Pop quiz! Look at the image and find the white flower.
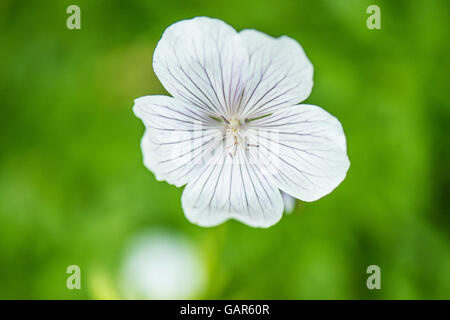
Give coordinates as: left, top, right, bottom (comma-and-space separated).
134, 17, 350, 228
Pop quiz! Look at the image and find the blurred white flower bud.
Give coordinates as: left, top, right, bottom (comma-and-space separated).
121, 230, 207, 299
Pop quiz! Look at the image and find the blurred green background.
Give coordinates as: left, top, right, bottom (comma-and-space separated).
0, 0, 449, 299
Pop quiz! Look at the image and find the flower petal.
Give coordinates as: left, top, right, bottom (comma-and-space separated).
153, 17, 249, 118
238, 30, 314, 119
248, 104, 350, 202
282, 191, 296, 214
181, 147, 284, 228
141, 128, 167, 182
134, 95, 223, 187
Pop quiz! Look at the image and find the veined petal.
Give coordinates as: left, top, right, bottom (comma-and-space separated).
134, 95, 223, 187
153, 17, 249, 118
141, 128, 167, 182
181, 147, 284, 228
249, 104, 350, 202
238, 30, 314, 119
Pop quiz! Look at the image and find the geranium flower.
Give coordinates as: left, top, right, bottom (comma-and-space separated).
134, 17, 350, 228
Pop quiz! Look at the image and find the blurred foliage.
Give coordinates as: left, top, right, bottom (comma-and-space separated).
0, 0, 449, 299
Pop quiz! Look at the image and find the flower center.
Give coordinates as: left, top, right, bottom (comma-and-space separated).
229, 118, 241, 135
221, 116, 245, 157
